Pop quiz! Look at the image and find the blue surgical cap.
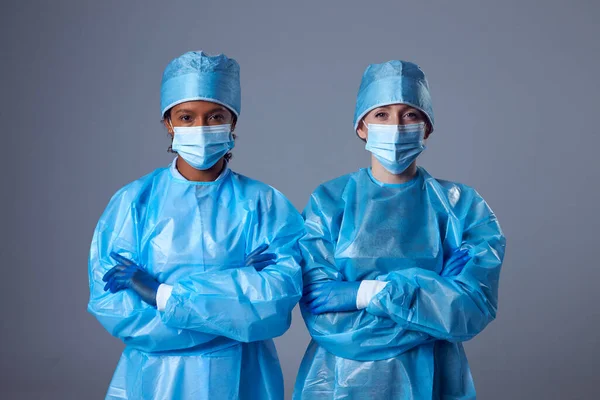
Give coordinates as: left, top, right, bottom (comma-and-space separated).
353, 60, 434, 131
160, 51, 241, 118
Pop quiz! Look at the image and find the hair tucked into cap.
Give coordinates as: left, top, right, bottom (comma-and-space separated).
160, 51, 241, 118
353, 60, 434, 132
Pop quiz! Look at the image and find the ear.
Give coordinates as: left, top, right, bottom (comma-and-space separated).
163, 118, 174, 137
424, 123, 432, 140
231, 118, 237, 132
356, 120, 368, 141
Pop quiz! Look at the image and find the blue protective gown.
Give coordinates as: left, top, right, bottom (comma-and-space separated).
88, 164, 304, 400
294, 167, 505, 400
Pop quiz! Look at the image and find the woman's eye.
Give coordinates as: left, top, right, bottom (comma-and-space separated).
404, 112, 419, 120
375, 112, 387, 118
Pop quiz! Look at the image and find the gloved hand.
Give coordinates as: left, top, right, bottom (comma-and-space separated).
103, 253, 161, 307
245, 244, 277, 271
441, 248, 472, 277
302, 281, 361, 314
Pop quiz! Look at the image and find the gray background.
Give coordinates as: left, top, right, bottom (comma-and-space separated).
1, 0, 599, 399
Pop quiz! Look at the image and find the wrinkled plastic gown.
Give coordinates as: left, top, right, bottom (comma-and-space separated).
88, 165, 304, 400
294, 167, 505, 400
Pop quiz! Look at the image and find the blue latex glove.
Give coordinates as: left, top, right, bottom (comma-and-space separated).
245, 244, 277, 271
302, 281, 361, 314
441, 248, 472, 277
103, 253, 161, 307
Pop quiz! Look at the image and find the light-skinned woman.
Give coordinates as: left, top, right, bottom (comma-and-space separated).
294, 60, 506, 399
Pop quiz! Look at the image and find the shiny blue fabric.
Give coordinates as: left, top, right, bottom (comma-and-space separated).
88, 165, 304, 399
160, 51, 241, 117
353, 60, 434, 130
294, 167, 505, 399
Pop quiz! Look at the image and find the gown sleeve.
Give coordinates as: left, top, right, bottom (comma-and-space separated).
366, 189, 506, 342
88, 188, 219, 352
299, 187, 434, 361
160, 189, 305, 343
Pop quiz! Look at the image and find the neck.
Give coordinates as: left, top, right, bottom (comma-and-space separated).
176, 157, 226, 182
370, 156, 418, 184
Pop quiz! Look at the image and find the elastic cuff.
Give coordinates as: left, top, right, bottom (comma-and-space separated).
156, 284, 173, 312
356, 280, 388, 309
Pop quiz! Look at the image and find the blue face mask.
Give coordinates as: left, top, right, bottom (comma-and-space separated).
365, 122, 426, 174
171, 124, 235, 170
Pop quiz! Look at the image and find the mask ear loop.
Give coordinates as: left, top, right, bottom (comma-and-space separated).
230, 114, 237, 134
167, 118, 175, 133
166, 117, 176, 154
357, 120, 370, 144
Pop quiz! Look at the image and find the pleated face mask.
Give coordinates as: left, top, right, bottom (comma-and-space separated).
171, 124, 235, 170
365, 122, 426, 174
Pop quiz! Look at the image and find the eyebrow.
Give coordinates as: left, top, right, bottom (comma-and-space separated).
175, 106, 227, 115
373, 105, 421, 114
